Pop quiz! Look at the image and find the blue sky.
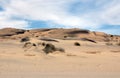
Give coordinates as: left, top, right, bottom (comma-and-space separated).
0, 0, 120, 35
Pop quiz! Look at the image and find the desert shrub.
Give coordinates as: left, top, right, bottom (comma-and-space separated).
32, 43, 37, 46
41, 42, 46, 46
43, 43, 65, 54
105, 42, 113, 46
20, 37, 30, 42
43, 43, 56, 54
74, 42, 81, 46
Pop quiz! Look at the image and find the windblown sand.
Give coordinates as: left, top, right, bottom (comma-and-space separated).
0, 39, 120, 78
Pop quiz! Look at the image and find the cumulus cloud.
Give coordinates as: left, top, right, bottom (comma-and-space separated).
0, 0, 120, 34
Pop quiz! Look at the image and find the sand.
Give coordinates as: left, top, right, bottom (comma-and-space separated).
0, 39, 120, 78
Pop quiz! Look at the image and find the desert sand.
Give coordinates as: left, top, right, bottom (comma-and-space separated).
0, 38, 120, 78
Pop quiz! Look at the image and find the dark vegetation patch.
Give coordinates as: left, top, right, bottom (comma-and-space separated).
43, 43, 65, 54
41, 42, 46, 46
20, 37, 30, 42
74, 42, 81, 46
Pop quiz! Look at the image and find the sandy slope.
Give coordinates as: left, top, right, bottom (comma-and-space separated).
0, 39, 120, 78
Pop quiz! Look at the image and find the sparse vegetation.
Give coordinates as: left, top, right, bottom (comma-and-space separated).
43, 43, 65, 54
74, 42, 81, 46
43, 43, 56, 54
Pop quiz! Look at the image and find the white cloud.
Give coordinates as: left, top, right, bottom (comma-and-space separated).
0, 11, 29, 29
0, 0, 120, 34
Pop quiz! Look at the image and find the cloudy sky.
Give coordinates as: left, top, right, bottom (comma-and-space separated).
0, 0, 120, 35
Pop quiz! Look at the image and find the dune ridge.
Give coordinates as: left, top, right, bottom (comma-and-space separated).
0, 28, 120, 78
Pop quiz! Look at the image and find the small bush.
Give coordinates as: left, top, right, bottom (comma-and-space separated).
74, 42, 81, 46
43, 43, 56, 54
20, 37, 30, 42
43, 43, 65, 54
41, 42, 46, 46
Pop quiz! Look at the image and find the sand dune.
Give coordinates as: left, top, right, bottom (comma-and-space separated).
0, 28, 120, 78
0, 38, 120, 78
